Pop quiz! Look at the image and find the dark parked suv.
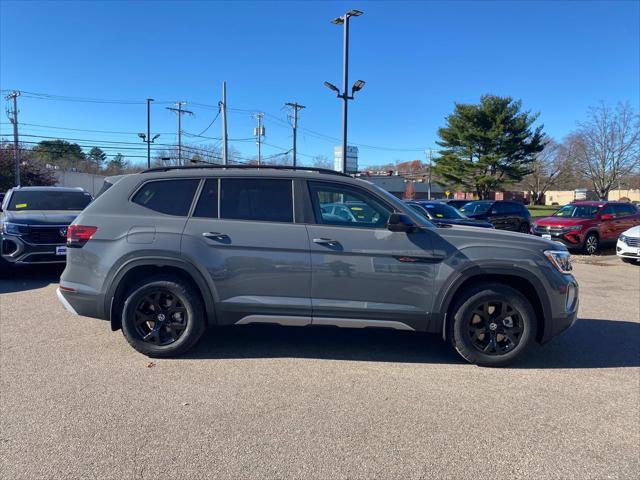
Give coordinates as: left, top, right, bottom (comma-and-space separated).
1, 186, 92, 266
460, 200, 531, 232
57, 166, 578, 366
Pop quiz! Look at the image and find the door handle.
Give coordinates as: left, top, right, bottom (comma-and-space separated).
313, 238, 340, 246
202, 232, 230, 241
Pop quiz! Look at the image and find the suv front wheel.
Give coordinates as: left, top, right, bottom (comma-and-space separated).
121, 276, 207, 357
449, 283, 536, 367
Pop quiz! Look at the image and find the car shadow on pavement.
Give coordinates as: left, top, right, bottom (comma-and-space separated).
0, 265, 64, 294
518, 318, 640, 369
187, 325, 464, 365
185, 318, 639, 368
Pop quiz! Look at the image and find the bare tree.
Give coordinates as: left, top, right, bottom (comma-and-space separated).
522, 139, 570, 204
572, 102, 640, 200
311, 155, 332, 169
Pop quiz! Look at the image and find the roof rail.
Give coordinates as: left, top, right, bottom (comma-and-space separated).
141, 164, 352, 178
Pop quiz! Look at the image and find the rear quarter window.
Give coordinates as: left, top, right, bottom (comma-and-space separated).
132, 179, 199, 216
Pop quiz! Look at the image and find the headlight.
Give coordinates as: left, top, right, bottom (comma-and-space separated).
1, 222, 28, 236
562, 225, 583, 232
544, 250, 572, 274
619, 234, 627, 244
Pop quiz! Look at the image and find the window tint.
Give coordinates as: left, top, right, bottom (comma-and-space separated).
193, 179, 219, 218
614, 204, 637, 217
132, 179, 199, 216
309, 182, 391, 228
493, 203, 508, 214
7, 190, 92, 211
601, 204, 616, 217
505, 202, 523, 214
220, 178, 293, 222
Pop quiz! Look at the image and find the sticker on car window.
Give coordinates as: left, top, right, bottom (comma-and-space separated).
436, 213, 444, 218
15, 203, 27, 209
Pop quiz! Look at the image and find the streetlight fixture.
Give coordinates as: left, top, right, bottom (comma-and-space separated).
139, 98, 159, 168
325, 9, 365, 173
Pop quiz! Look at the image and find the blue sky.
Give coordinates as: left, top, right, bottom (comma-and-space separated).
1, 0, 638, 167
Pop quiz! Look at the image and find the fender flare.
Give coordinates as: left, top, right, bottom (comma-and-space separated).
432, 264, 552, 341
104, 255, 217, 329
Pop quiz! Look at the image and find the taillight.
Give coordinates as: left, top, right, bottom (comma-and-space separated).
67, 225, 98, 247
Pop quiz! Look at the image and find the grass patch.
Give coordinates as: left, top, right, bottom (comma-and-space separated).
527, 205, 559, 218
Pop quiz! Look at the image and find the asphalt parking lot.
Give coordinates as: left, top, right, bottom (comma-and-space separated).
1, 255, 639, 480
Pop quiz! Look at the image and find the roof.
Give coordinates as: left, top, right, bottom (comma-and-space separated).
13, 186, 88, 193
137, 166, 366, 187
569, 200, 612, 206
364, 175, 445, 194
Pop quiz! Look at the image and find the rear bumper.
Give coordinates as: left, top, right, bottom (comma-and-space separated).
1, 234, 67, 264
56, 285, 107, 320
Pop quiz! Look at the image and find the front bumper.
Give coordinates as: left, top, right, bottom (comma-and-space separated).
1, 234, 68, 264
532, 229, 585, 250
540, 276, 579, 343
616, 239, 640, 260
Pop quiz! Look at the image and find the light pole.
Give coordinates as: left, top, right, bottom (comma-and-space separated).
325, 9, 365, 174
139, 98, 160, 168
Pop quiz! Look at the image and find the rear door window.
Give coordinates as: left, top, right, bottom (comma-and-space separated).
220, 178, 293, 223
193, 179, 219, 218
614, 204, 637, 217
132, 179, 199, 216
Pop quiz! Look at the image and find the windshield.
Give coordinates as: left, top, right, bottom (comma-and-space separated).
419, 202, 466, 219
460, 201, 493, 215
553, 204, 599, 218
7, 190, 92, 211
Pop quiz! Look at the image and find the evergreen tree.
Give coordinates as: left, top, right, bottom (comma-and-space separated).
87, 147, 107, 172
434, 95, 545, 199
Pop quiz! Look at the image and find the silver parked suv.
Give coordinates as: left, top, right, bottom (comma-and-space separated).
57, 166, 578, 366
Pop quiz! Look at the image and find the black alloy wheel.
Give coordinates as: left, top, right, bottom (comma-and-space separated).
465, 300, 523, 355
121, 276, 206, 357
133, 290, 188, 346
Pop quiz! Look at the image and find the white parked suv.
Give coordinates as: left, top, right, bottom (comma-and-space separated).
616, 226, 640, 264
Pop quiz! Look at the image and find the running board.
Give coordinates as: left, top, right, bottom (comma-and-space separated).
234, 315, 414, 331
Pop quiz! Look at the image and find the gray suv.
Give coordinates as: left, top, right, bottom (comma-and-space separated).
57, 166, 578, 366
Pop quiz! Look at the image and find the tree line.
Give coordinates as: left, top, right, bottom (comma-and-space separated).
371, 97, 640, 202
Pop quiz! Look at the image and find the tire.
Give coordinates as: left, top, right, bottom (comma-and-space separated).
121, 275, 206, 358
448, 283, 537, 367
518, 222, 530, 234
583, 232, 599, 255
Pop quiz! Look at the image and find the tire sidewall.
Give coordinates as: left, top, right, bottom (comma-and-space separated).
451, 285, 536, 367
121, 278, 204, 357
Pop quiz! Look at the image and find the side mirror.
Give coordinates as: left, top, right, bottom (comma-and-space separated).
601, 213, 614, 221
387, 213, 415, 233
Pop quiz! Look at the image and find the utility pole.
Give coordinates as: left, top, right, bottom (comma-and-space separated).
221, 81, 229, 165
5, 91, 20, 186
166, 102, 193, 165
253, 112, 264, 165
285, 102, 305, 167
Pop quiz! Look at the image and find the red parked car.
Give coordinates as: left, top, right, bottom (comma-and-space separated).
531, 201, 640, 254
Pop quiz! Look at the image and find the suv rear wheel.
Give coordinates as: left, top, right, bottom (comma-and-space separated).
448, 283, 536, 367
121, 276, 206, 357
